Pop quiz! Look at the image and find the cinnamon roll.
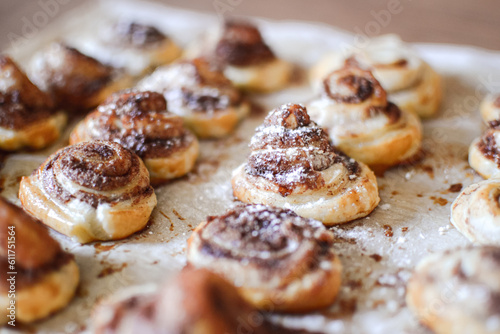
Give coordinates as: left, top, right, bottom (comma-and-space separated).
79, 21, 181, 76
231, 103, 380, 225
18, 140, 157, 243
185, 20, 293, 92
70, 90, 199, 184
480, 94, 500, 123
451, 179, 500, 245
310, 35, 442, 118
469, 123, 500, 179
0, 197, 79, 324
137, 58, 250, 138
29, 43, 132, 112
406, 246, 500, 334
307, 66, 422, 169
0, 55, 66, 151
92, 267, 296, 334
187, 204, 342, 312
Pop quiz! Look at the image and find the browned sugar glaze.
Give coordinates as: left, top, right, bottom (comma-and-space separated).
33, 43, 114, 109
477, 129, 500, 167
323, 66, 401, 124
37, 141, 153, 208
140, 58, 243, 113
82, 90, 193, 159
94, 268, 303, 334
0, 197, 72, 291
215, 20, 275, 67
246, 103, 360, 196
112, 21, 166, 48
197, 204, 335, 275
0, 56, 57, 130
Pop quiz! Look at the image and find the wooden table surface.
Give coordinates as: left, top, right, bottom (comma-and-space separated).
1, 0, 499, 51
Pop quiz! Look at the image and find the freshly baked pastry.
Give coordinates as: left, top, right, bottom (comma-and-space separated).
19, 140, 157, 243
407, 246, 500, 334
70, 90, 199, 184
451, 179, 500, 245
92, 267, 296, 334
307, 66, 422, 170
137, 58, 250, 138
480, 94, 500, 123
185, 20, 293, 92
231, 103, 380, 225
29, 42, 132, 112
187, 204, 342, 312
469, 123, 500, 179
0, 197, 79, 324
78, 21, 181, 76
310, 34, 442, 118
0, 55, 66, 151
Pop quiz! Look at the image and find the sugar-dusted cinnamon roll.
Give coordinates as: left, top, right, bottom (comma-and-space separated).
480, 94, 500, 123
19, 140, 157, 243
187, 204, 342, 312
307, 66, 422, 170
407, 246, 500, 334
185, 20, 293, 92
29, 43, 132, 112
310, 35, 442, 118
70, 90, 199, 184
0, 197, 79, 324
137, 58, 250, 138
0, 55, 66, 151
451, 179, 500, 245
92, 267, 298, 334
79, 21, 181, 76
469, 123, 500, 179
231, 103, 380, 225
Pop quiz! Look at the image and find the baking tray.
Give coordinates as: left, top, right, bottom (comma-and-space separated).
2, 0, 499, 333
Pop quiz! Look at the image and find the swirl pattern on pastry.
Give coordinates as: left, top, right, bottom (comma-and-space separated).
187, 204, 342, 312
0, 55, 66, 150
92, 267, 298, 334
0, 197, 79, 324
19, 140, 157, 243
307, 66, 422, 169
469, 124, 500, 179
310, 34, 442, 118
70, 90, 199, 184
185, 20, 293, 92
480, 94, 500, 123
137, 58, 250, 138
29, 43, 132, 111
231, 103, 380, 225
451, 179, 500, 245
406, 246, 500, 334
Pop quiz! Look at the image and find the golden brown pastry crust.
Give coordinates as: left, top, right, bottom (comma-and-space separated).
70, 90, 199, 184
187, 204, 342, 312
231, 103, 380, 225
407, 246, 500, 334
29, 43, 132, 112
0, 55, 66, 151
0, 197, 79, 324
480, 94, 500, 123
307, 66, 422, 170
92, 268, 297, 334
469, 124, 500, 179
19, 140, 157, 243
137, 58, 250, 138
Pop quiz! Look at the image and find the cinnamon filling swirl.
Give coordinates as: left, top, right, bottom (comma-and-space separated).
477, 131, 500, 167
38, 141, 153, 208
246, 104, 359, 196
214, 21, 275, 67
87, 91, 194, 159
112, 22, 166, 48
198, 205, 335, 274
0, 56, 56, 130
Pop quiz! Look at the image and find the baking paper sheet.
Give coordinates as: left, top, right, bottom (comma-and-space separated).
3, 1, 500, 333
